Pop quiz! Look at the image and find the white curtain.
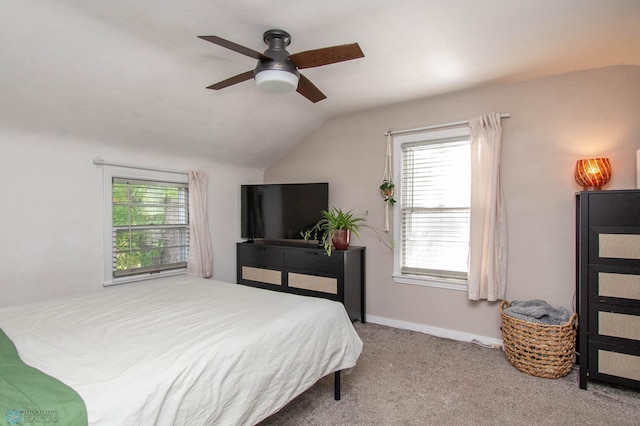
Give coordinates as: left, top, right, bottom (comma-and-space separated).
186, 171, 213, 278
468, 113, 507, 301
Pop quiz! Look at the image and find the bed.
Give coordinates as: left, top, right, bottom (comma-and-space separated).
0, 275, 363, 425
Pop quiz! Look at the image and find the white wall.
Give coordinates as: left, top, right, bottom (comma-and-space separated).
0, 128, 263, 306
265, 65, 640, 341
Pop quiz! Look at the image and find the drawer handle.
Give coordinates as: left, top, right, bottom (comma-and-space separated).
304, 251, 320, 256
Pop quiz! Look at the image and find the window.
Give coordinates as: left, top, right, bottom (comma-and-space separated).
393, 127, 470, 290
102, 167, 189, 286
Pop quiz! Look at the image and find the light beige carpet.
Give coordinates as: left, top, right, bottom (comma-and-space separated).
260, 322, 639, 425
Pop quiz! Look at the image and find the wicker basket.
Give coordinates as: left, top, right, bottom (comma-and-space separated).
500, 300, 578, 379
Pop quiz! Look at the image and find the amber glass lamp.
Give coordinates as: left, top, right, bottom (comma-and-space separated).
574, 158, 612, 191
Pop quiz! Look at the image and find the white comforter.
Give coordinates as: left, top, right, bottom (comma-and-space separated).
0, 276, 363, 425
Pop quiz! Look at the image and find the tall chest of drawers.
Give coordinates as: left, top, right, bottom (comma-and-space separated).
576, 190, 640, 389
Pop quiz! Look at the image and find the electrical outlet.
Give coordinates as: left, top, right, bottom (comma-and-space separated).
471, 338, 494, 348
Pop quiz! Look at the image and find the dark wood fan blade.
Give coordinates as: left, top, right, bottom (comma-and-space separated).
289, 43, 364, 69
198, 35, 272, 60
296, 74, 326, 103
207, 70, 254, 90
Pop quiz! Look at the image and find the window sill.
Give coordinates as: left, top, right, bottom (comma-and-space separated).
392, 273, 467, 291
104, 268, 187, 287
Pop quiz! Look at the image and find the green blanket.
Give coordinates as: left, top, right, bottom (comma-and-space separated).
0, 329, 87, 426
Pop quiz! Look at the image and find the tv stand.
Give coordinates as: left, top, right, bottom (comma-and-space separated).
236, 241, 366, 322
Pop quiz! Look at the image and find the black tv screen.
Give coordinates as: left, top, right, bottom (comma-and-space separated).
241, 183, 328, 241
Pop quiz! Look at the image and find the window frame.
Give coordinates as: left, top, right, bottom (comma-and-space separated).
101, 165, 189, 286
392, 126, 470, 291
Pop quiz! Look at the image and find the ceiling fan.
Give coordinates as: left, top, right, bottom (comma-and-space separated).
198, 29, 364, 103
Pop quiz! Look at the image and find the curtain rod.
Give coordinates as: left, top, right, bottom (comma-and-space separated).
384, 113, 511, 136
93, 158, 188, 176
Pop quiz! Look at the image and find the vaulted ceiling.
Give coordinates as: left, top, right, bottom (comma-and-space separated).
2, 0, 639, 168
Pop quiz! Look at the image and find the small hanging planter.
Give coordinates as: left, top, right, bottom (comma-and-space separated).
380, 133, 395, 232
379, 180, 396, 205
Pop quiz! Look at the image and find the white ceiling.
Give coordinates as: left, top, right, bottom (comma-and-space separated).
2, 0, 639, 168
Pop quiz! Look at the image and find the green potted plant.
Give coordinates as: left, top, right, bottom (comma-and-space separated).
302, 207, 395, 256
301, 207, 365, 256
379, 180, 396, 205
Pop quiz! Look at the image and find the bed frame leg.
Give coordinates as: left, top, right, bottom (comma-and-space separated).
334, 370, 341, 400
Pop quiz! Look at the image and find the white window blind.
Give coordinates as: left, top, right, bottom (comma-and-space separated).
112, 178, 189, 278
400, 135, 470, 279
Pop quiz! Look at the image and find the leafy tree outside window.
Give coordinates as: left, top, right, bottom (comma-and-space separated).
112, 178, 189, 278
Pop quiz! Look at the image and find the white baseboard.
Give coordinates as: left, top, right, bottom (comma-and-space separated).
365, 314, 503, 349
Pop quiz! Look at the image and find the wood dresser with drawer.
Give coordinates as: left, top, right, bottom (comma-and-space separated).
236, 241, 366, 322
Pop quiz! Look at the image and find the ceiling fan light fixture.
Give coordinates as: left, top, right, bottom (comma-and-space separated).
255, 70, 299, 94
199, 29, 364, 102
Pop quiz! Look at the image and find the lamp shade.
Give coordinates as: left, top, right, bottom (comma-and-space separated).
574, 158, 612, 191
255, 70, 299, 94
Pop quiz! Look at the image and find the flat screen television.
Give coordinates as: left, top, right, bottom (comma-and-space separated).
241, 183, 329, 241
